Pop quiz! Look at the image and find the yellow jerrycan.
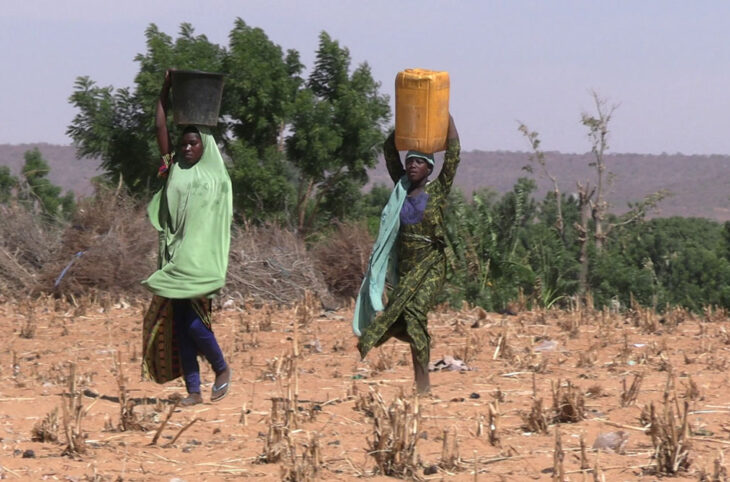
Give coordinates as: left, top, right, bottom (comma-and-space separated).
394, 69, 450, 153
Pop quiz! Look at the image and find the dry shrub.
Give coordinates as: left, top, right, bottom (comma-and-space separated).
586, 384, 604, 398
280, 432, 321, 482
0, 203, 61, 294
620, 373, 644, 407
32, 407, 60, 443
62, 363, 87, 455
112, 351, 147, 432
310, 221, 373, 300
557, 311, 580, 338
261, 396, 298, 464
453, 333, 484, 364
646, 400, 692, 475
439, 428, 461, 471
661, 306, 690, 332
717, 327, 730, 345
227, 223, 330, 306
704, 305, 728, 324
697, 450, 728, 482
38, 185, 156, 299
521, 397, 549, 434
576, 345, 598, 368
645, 375, 692, 475
579, 435, 590, 471
492, 328, 515, 361
551, 379, 586, 423
553, 425, 565, 482
372, 345, 398, 373
486, 401, 501, 446
259, 353, 295, 382
360, 387, 422, 479
683, 376, 701, 401
19, 299, 37, 339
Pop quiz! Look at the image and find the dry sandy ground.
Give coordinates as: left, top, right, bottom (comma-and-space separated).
2, 297, 730, 481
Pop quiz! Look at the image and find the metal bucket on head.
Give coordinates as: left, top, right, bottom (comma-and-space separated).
171, 70, 224, 126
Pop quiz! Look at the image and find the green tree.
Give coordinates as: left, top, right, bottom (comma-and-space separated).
357, 183, 392, 235
0, 166, 18, 203
222, 19, 302, 221
287, 32, 391, 232
224, 18, 303, 154
592, 217, 730, 311
441, 179, 544, 310
68, 24, 224, 193
68, 22, 389, 227
227, 139, 295, 222
18, 148, 75, 219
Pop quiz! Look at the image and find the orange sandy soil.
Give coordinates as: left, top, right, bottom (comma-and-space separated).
2, 297, 730, 481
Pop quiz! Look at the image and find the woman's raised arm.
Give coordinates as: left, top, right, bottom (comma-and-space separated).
155, 70, 173, 157
437, 115, 460, 193
383, 131, 405, 184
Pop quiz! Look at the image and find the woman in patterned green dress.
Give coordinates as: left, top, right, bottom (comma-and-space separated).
355, 115, 460, 394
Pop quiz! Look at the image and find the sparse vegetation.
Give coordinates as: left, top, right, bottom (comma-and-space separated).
4, 294, 730, 479
359, 387, 422, 479
7, 11, 730, 480
31, 408, 60, 443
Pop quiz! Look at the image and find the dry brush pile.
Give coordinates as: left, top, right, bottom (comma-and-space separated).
0, 203, 61, 295
0, 188, 375, 308
226, 223, 333, 307
38, 184, 157, 299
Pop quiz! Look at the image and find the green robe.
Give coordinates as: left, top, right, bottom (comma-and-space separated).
141, 128, 232, 383
357, 136, 460, 367
142, 128, 232, 299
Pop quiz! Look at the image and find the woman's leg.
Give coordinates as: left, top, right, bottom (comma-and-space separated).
183, 306, 231, 401
410, 345, 431, 394
403, 307, 432, 395
172, 300, 228, 388
172, 299, 202, 395
391, 313, 431, 394
186, 316, 227, 375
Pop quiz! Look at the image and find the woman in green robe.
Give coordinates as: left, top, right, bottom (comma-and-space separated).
354, 115, 460, 394
141, 70, 233, 406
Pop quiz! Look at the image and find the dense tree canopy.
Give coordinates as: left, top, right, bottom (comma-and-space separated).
67, 21, 389, 226
61, 19, 730, 313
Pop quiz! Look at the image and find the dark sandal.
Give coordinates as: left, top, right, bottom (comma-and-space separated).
179, 392, 203, 406
211, 367, 231, 402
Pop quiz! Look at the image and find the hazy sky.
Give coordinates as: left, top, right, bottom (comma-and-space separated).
3, 1, 730, 154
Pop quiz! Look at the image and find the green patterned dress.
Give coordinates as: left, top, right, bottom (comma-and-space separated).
357, 135, 461, 368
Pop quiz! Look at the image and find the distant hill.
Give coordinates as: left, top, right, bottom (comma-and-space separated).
2, 144, 729, 221
0, 144, 100, 197
368, 150, 730, 221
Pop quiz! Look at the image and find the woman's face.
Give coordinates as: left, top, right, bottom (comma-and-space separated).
180, 132, 204, 164
405, 156, 432, 184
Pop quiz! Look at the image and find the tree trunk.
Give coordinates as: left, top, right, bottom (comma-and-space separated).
296, 179, 314, 234
576, 183, 594, 305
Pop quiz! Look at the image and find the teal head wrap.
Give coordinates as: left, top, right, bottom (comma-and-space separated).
406, 150, 435, 167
